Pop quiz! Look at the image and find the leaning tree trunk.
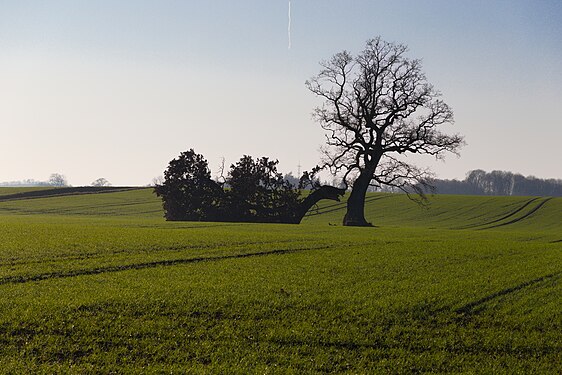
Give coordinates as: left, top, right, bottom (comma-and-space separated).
291, 185, 346, 224
343, 164, 377, 227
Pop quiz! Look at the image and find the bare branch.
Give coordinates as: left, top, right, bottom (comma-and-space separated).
307, 37, 465, 225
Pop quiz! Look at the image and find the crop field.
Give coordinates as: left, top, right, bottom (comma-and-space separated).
0, 188, 560, 373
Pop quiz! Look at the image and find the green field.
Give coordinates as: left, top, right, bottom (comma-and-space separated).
0, 188, 560, 373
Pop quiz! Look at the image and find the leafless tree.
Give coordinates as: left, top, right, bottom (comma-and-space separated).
48, 173, 68, 187
216, 157, 227, 185
151, 175, 164, 187
91, 178, 111, 187
306, 37, 464, 226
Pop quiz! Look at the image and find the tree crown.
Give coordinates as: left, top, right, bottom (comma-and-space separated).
306, 36, 464, 197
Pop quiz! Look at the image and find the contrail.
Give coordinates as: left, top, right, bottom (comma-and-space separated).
288, 0, 291, 49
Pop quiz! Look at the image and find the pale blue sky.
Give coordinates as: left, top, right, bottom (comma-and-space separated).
1, 0, 561, 185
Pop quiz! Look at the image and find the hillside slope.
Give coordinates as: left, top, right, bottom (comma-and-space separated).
0, 187, 561, 233
303, 193, 562, 233
0, 187, 161, 217
0, 188, 560, 372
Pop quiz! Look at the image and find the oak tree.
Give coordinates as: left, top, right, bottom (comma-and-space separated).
306, 37, 464, 226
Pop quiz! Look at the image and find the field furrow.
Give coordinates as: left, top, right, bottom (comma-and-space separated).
481, 197, 554, 229
0, 188, 560, 373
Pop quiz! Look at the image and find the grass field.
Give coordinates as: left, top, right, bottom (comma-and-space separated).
0, 188, 560, 373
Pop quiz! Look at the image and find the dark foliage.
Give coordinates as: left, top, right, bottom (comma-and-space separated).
227, 156, 301, 222
154, 150, 344, 223
154, 150, 225, 221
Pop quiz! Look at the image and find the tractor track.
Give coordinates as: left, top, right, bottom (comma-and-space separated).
305, 195, 389, 217
454, 271, 561, 317
453, 197, 541, 230
0, 187, 144, 202
0, 245, 334, 286
480, 197, 553, 229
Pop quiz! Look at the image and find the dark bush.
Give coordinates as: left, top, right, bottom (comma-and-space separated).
154, 149, 225, 221
155, 149, 345, 223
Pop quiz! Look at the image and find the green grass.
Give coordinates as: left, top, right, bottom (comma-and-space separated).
0, 188, 560, 373
304, 193, 562, 232
0, 188, 161, 217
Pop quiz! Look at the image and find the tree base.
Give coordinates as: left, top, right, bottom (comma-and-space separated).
343, 214, 373, 227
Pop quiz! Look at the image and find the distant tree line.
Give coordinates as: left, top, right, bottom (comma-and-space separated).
0, 179, 53, 187
0, 174, 112, 188
430, 170, 562, 197
0, 173, 69, 187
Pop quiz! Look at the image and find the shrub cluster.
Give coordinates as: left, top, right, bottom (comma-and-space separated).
154, 149, 303, 223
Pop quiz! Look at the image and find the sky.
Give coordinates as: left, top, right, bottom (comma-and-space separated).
1, 0, 561, 186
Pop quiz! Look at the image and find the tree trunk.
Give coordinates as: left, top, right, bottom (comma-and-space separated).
343, 165, 377, 227
292, 185, 346, 224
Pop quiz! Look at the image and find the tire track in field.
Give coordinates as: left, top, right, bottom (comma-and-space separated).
0, 239, 306, 266
0, 187, 143, 202
454, 271, 561, 317
0, 245, 334, 286
479, 197, 553, 230
305, 195, 389, 217
453, 197, 541, 230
